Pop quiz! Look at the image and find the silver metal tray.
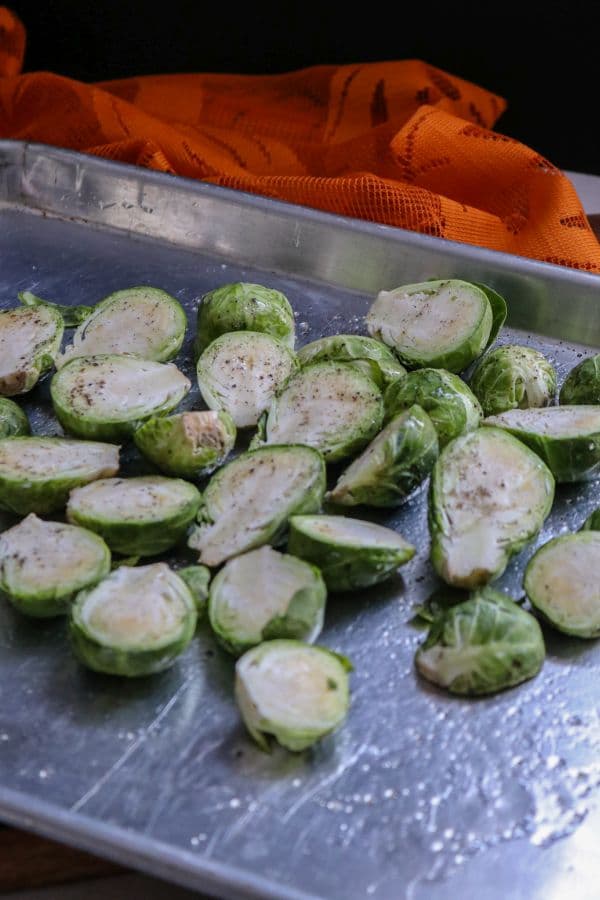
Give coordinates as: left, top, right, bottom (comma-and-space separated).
1, 141, 600, 900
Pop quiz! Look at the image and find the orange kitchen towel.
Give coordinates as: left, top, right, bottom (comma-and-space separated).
1, 6, 599, 272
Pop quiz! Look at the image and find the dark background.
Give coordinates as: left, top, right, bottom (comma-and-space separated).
9, 0, 598, 175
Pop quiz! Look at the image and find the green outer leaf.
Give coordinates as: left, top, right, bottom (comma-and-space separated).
581, 507, 600, 531
0, 436, 120, 515
473, 283, 508, 347
297, 334, 406, 388
429, 427, 555, 588
51, 354, 191, 442
0, 399, 30, 438
18, 291, 93, 327
195, 282, 296, 356
287, 515, 415, 592
384, 368, 482, 447
470, 345, 556, 417
412, 585, 469, 623
66, 476, 201, 557
560, 354, 600, 405
524, 532, 600, 638
415, 586, 545, 695
328, 404, 438, 507
134, 410, 236, 479
0, 305, 64, 396
177, 565, 211, 616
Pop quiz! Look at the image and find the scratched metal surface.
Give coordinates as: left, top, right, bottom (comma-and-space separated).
1, 143, 600, 900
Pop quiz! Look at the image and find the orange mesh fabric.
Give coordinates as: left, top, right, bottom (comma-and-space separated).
1, 7, 599, 271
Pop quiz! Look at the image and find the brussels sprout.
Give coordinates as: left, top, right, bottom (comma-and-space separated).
67, 475, 201, 557
0, 514, 111, 617
134, 410, 236, 479
429, 428, 554, 588
415, 587, 545, 695
483, 406, 600, 482
69, 563, 197, 676
0, 399, 30, 438
560, 354, 600, 405
365, 279, 506, 372
208, 546, 326, 655
197, 331, 298, 428
188, 445, 326, 567
328, 405, 438, 508
177, 565, 211, 616
58, 286, 187, 366
288, 515, 415, 591
524, 532, 600, 638
384, 368, 482, 447
297, 334, 406, 389
51, 354, 190, 442
235, 640, 351, 751
470, 345, 557, 416
18, 290, 93, 327
257, 362, 383, 462
195, 282, 295, 356
0, 437, 119, 515
0, 305, 64, 396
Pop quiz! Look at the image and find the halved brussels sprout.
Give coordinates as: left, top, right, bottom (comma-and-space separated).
197, 331, 298, 428
483, 406, 600, 482
0, 398, 30, 438
0, 305, 64, 396
0, 437, 120, 515
134, 410, 236, 479
51, 354, 190, 442
58, 286, 187, 366
559, 354, 600, 405
470, 344, 557, 416
524, 532, 600, 638
297, 334, 406, 389
67, 475, 201, 557
288, 514, 415, 591
69, 563, 197, 676
429, 427, 554, 588
384, 368, 482, 447
415, 586, 545, 695
365, 279, 506, 372
177, 565, 211, 616
208, 546, 326, 655
235, 639, 351, 751
188, 445, 326, 567
18, 290, 93, 327
0, 514, 111, 617
328, 405, 438, 507
195, 282, 295, 356
257, 362, 383, 462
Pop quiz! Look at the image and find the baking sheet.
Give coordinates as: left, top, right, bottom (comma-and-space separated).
1, 142, 600, 900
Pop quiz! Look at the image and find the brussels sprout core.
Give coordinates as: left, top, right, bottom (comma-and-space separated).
524, 532, 600, 637
134, 410, 236, 479
0, 514, 111, 617
0, 305, 63, 396
235, 640, 351, 751
470, 345, 556, 416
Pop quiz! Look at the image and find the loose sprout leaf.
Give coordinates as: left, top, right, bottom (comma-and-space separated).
177, 565, 211, 616
297, 334, 406, 388
18, 291, 93, 327
195, 282, 295, 356
560, 353, 600, 405
0, 398, 30, 439
470, 345, 556, 417
0, 305, 64, 396
134, 410, 236, 479
472, 283, 508, 346
412, 585, 469, 624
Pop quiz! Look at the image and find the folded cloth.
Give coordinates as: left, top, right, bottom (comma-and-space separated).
1, 7, 599, 272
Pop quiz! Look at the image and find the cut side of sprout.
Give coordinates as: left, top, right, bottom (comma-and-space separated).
69, 563, 197, 676
51, 354, 191, 441
0, 514, 111, 617
260, 362, 383, 462
134, 410, 236, 479
188, 445, 326, 567
0, 305, 64, 396
483, 405, 600, 482
67, 475, 201, 557
288, 515, 415, 591
365, 279, 495, 372
524, 532, 600, 638
197, 331, 298, 428
0, 436, 120, 515
429, 428, 554, 588
235, 640, 351, 751
208, 546, 326, 655
58, 286, 187, 366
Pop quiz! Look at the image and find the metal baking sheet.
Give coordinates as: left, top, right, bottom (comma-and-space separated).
1, 141, 600, 900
